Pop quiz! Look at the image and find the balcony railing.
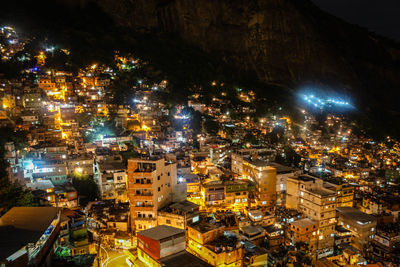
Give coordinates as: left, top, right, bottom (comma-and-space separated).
135, 204, 153, 208
134, 193, 153, 197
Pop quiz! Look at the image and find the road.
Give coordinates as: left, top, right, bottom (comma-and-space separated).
93, 246, 129, 267
102, 249, 129, 267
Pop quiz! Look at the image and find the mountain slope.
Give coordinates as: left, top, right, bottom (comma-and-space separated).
90, 0, 400, 95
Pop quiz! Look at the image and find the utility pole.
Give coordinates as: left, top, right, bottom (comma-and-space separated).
96, 233, 102, 267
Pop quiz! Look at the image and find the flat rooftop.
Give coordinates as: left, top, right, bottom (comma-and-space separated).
160, 250, 212, 267
0, 207, 60, 260
307, 186, 336, 197
137, 225, 184, 241
336, 207, 376, 223
169, 200, 199, 213
291, 218, 318, 228
268, 162, 297, 173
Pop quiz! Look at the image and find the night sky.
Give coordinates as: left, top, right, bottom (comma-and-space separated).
312, 0, 400, 41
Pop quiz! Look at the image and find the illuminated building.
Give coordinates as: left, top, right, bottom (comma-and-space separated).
336, 207, 377, 251
198, 179, 255, 212
287, 218, 319, 251
0, 207, 61, 266
29, 159, 69, 185
22, 89, 43, 110
286, 175, 336, 258
239, 225, 266, 245
26, 180, 56, 204
137, 225, 185, 262
53, 183, 79, 209
38, 77, 56, 92
264, 224, 285, 248
1, 94, 15, 110
242, 158, 277, 212
95, 160, 127, 202
59, 209, 89, 256
186, 213, 243, 267
127, 157, 177, 232
136, 225, 210, 267
184, 174, 202, 204
157, 201, 200, 230
224, 180, 255, 211
361, 196, 386, 215
324, 181, 354, 207
36, 51, 46, 65
67, 155, 94, 176
231, 148, 275, 176
20, 113, 40, 126
370, 223, 400, 263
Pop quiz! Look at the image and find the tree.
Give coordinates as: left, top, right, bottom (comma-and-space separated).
0, 177, 35, 212
243, 133, 258, 145
70, 174, 98, 203
204, 117, 220, 135
0, 128, 35, 212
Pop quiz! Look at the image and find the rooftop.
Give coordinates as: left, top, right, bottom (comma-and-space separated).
169, 201, 199, 213
268, 162, 297, 173
290, 218, 318, 229
0, 207, 60, 260
137, 225, 184, 241
26, 180, 54, 190
240, 225, 265, 236
336, 207, 376, 223
159, 250, 212, 267
98, 161, 125, 171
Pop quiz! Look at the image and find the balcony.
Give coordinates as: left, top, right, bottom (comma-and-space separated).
134, 217, 156, 221
130, 171, 154, 177
132, 194, 153, 201
131, 183, 152, 189
133, 204, 154, 211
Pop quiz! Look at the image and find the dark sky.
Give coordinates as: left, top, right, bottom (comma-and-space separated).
312, 0, 400, 41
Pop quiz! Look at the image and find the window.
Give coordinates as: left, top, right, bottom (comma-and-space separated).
168, 172, 170, 176
158, 187, 160, 192
157, 175, 160, 181
166, 219, 171, 224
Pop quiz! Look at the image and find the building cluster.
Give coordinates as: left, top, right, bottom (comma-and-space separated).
1, 25, 400, 267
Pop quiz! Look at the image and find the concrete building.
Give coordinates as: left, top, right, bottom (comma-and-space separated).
231, 148, 275, 176
0, 207, 61, 266
287, 218, 319, 251
286, 175, 337, 258
127, 157, 177, 232
242, 158, 277, 212
135, 225, 210, 267
336, 207, 377, 251
186, 214, 243, 267
136, 225, 185, 265
67, 155, 94, 176
323, 180, 354, 207
59, 209, 89, 256
157, 201, 200, 230
95, 160, 127, 202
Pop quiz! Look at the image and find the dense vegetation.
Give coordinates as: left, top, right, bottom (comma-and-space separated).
0, 129, 35, 213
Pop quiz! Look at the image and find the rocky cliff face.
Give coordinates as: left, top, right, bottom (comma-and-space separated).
90, 0, 400, 110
